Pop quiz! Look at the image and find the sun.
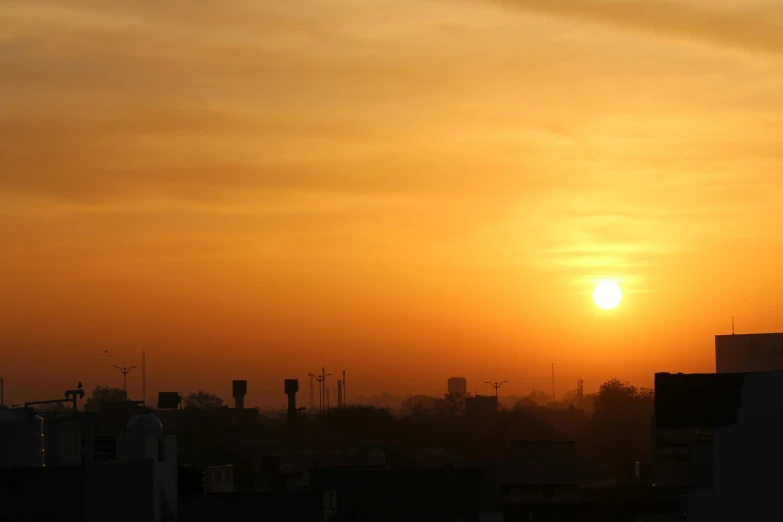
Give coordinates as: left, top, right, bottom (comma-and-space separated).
593, 281, 623, 310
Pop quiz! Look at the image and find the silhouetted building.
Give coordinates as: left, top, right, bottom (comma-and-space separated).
309, 467, 488, 522
715, 332, 783, 373
157, 392, 181, 410
1, 409, 177, 522
458, 440, 596, 519
203, 465, 236, 493
179, 491, 322, 522
653, 372, 743, 489
0, 406, 44, 468
466, 395, 498, 417
655, 371, 783, 521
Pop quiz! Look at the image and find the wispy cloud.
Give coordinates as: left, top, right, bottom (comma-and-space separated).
491, 0, 783, 55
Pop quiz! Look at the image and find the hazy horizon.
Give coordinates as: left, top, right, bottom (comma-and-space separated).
3, 0, 783, 408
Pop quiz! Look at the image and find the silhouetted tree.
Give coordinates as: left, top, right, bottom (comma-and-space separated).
400, 395, 440, 415
440, 392, 471, 416
184, 390, 224, 409
84, 386, 126, 412
513, 397, 540, 410
587, 378, 654, 477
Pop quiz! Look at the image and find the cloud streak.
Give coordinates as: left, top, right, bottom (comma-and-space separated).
492, 0, 783, 55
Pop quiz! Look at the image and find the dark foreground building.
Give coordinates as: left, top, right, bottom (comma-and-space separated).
654, 370, 783, 521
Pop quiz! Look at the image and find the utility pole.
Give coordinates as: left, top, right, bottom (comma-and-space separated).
309, 374, 315, 411
309, 371, 329, 413
321, 368, 332, 413
113, 366, 136, 401
141, 350, 146, 404
485, 381, 508, 397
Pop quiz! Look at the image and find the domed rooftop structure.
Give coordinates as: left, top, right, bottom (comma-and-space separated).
126, 411, 164, 438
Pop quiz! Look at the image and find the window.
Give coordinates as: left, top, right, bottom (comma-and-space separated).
94, 437, 117, 461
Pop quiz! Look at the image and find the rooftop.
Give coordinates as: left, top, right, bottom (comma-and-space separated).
654, 372, 745, 429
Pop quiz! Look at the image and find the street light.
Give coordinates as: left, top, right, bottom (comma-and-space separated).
114, 366, 136, 401
485, 381, 508, 398
308, 373, 324, 413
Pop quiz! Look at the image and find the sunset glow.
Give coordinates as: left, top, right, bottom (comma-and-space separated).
2, 0, 783, 408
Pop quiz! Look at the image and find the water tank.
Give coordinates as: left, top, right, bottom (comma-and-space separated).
126, 411, 164, 438
232, 380, 247, 398
448, 377, 467, 396
0, 406, 45, 468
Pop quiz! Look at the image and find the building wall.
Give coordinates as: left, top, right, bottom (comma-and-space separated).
204, 465, 236, 493
689, 372, 783, 522
652, 428, 701, 488
116, 434, 178, 522
511, 441, 576, 462
310, 468, 486, 522
715, 333, 783, 373
0, 466, 86, 521
179, 491, 322, 522
502, 484, 579, 504
84, 460, 156, 522
43, 414, 97, 466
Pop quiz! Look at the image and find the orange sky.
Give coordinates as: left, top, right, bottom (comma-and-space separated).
2, 0, 783, 409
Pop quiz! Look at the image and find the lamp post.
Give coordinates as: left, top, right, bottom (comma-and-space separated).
485, 381, 508, 398
114, 366, 136, 401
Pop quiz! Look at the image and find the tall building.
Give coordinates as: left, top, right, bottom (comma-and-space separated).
715, 333, 783, 373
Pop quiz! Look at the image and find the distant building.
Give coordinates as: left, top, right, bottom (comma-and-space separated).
465, 395, 498, 417
715, 332, 783, 373
448, 377, 467, 396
